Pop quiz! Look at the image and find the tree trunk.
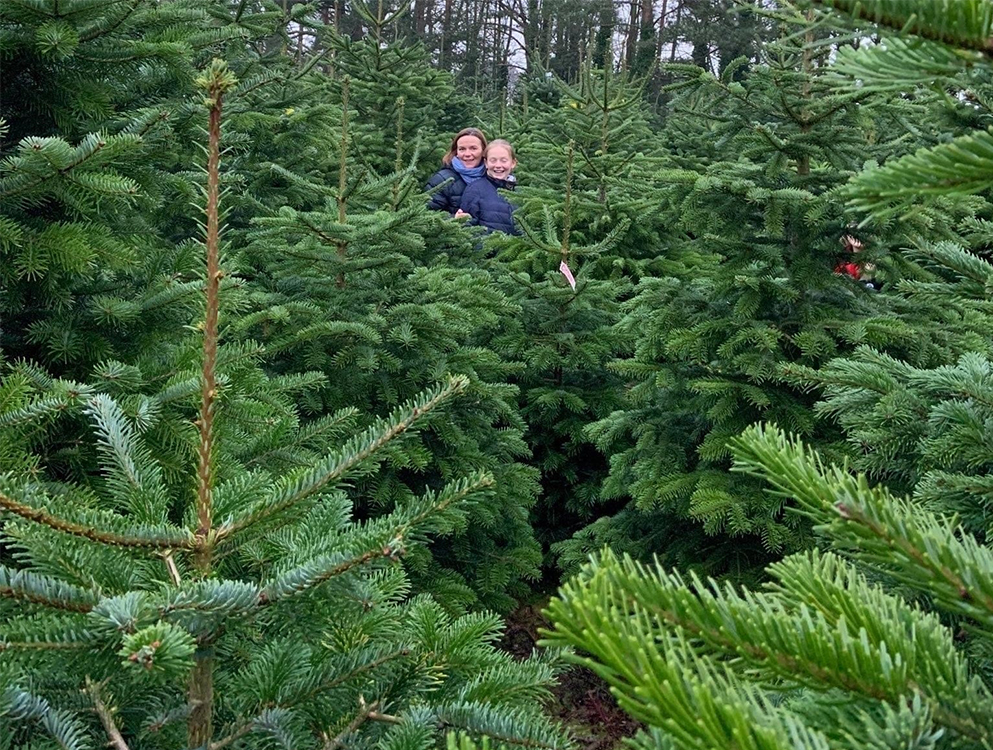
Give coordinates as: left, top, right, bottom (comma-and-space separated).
655, 0, 667, 61
524, 0, 540, 69
592, 0, 615, 69
442, 0, 453, 66
634, 0, 654, 74
669, 0, 681, 61
624, 0, 640, 69
414, 0, 427, 35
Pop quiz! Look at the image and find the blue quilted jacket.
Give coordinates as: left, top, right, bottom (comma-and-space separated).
459, 175, 519, 235
425, 168, 467, 214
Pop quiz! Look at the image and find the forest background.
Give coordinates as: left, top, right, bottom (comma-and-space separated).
5, 0, 993, 748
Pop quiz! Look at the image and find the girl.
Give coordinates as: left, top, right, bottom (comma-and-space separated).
424, 128, 488, 215
456, 139, 520, 235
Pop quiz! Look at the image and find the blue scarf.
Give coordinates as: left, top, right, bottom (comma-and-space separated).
451, 157, 485, 185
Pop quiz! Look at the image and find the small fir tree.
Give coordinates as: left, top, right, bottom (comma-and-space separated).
0, 0, 203, 371
0, 58, 570, 750
542, 3, 993, 747
225, 16, 543, 612
482, 143, 631, 569
507, 62, 673, 277
486, 67, 688, 576
575, 7, 953, 577
321, 0, 470, 177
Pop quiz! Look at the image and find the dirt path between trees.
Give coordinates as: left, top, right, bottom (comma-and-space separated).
499, 603, 642, 750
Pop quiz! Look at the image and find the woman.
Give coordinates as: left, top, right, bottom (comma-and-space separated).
425, 127, 488, 214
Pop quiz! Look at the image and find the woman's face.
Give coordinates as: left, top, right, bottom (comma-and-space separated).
485, 145, 516, 180
456, 135, 485, 168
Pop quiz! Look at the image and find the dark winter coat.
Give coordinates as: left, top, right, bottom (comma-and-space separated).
425, 168, 467, 214
459, 175, 519, 235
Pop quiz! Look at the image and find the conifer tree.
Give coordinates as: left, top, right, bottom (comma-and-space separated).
544, 425, 993, 750
770, 0, 993, 521
321, 0, 471, 177
542, 3, 993, 747
0, 0, 320, 373
480, 66, 678, 572
509, 62, 671, 275
223, 12, 543, 612
488, 143, 632, 567
0, 55, 569, 750
574, 7, 950, 576
0, 0, 205, 371
781, 238, 993, 530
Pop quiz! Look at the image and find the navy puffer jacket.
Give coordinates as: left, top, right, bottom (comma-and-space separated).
459, 175, 519, 235
425, 168, 466, 214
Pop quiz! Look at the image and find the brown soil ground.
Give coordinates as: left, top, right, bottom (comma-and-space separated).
499, 603, 642, 750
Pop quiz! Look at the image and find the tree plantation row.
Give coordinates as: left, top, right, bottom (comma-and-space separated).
4, 0, 993, 749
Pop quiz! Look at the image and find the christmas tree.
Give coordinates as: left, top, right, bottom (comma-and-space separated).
542, 1, 993, 745
0, 51, 569, 748
575, 5, 949, 577
227, 14, 544, 612
484, 65, 681, 575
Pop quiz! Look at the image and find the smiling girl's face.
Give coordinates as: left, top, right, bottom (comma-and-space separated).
485, 144, 516, 180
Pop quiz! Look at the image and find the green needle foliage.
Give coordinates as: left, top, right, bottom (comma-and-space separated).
782, 241, 993, 534
508, 62, 671, 274
569, 4, 966, 579
0, 10, 570, 745
816, 0, 993, 217
543, 425, 993, 750
226, 11, 543, 612
783, 0, 993, 533
542, 3, 993, 747
0, 0, 248, 372
487, 67, 681, 576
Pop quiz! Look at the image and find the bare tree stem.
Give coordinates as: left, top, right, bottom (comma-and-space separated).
86, 677, 131, 750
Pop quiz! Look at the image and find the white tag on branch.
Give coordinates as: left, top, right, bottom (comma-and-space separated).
559, 259, 576, 291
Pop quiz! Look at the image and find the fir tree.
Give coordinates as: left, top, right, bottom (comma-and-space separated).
0, 58, 569, 750
542, 3, 993, 747
486, 66, 682, 575
489, 144, 631, 569
508, 62, 671, 275
574, 7, 950, 577
0, 0, 316, 373
222, 15, 543, 612
781, 241, 993, 532
321, 0, 471, 177
0, 0, 197, 371
544, 426, 993, 749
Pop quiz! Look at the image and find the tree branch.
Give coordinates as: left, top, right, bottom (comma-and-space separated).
323, 699, 375, 750
0, 490, 191, 550
215, 378, 467, 542
164, 551, 182, 586
86, 677, 131, 750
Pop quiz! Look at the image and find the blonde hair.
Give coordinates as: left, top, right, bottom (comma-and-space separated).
485, 139, 517, 160
442, 128, 487, 166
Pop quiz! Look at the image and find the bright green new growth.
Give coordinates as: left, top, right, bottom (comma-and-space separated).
543, 424, 993, 749
822, 0, 993, 216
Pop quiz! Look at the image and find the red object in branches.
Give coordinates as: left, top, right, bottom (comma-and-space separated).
835, 234, 865, 279
835, 260, 862, 279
